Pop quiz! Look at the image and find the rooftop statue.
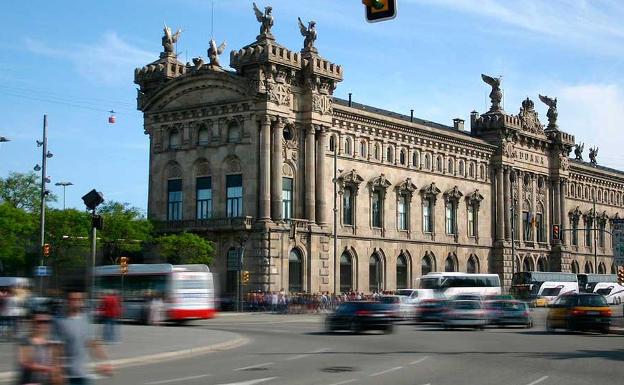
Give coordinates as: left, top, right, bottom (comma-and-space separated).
538, 94, 558, 130
481, 74, 503, 113
574, 143, 584, 161
208, 39, 227, 67
589, 147, 598, 165
253, 3, 274, 39
162, 24, 182, 55
298, 17, 317, 53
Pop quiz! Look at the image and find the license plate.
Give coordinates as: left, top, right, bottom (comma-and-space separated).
587, 311, 599, 315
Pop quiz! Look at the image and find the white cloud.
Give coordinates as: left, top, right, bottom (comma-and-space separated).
25, 32, 155, 86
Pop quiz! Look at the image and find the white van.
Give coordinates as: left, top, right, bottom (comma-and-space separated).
593, 282, 624, 305
537, 281, 579, 306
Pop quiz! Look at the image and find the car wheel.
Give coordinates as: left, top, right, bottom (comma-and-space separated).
324, 319, 334, 333
350, 321, 362, 334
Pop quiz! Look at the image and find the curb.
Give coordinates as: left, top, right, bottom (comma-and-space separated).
610, 327, 624, 335
0, 335, 248, 383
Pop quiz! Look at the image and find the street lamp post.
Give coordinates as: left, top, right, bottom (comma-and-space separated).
35, 115, 53, 294
0, 136, 10, 143
55, 181, 74, 210
593, 197, 598, 272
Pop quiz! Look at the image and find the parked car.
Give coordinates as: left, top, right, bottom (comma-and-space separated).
486, 299, 533, 328
416, 299, 449, 323
442, 300, 487, 330
325, 301, 394, 334
546, 293, 611, 333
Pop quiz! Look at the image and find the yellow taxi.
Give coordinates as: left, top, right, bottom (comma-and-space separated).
532, 297, 548, 307
546, 293, 611, 333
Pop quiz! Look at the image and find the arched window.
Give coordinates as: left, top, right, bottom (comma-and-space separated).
329, 135, 336, 152
168, 129, 181, 150
479, 165, 485, 180
421, 253, 434, 275
444, 254, 456, 272
289, 249, 303, 293
447, 159, 454, 174
424, 154, 431, 170
412, 152, 420, 168
598, 262, 606, 274
537, 258, 547, 272
227, 121, 241, 143
369, 253, 383, 292
436, 156, 443, 172
396, 254, 408, 289
468, 163, 475, 178
226, 248, 239, 294
458, 160, 465, 176
467, 255, 479, 274
584, 261, 593, 274
360, 140, 367, 158
197, 126, 209, 145
340, 252, 353, 293
523, 257, 534, 272
374, 143, 381, 160
611, 264, 617, 274
344, 137, 352, 155
399, 149, 406, 165
386, 146, 394, 163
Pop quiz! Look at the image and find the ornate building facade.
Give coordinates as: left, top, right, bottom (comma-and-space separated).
135, 9, 624, 294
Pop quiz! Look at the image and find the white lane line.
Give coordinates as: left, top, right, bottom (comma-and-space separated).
409, 356, 429, 365
369, 366, 403, 377
144, 373, 212, 384
214, 377, 277, 385
285, 347, 331, 361
233, 362, 275, 371
526, 376, 549, 385
326, 379, 357, 385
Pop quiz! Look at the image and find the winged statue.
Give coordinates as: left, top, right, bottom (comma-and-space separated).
589, 147, 598, 165
481, 74, 503, 112
574, 143, 584, 161
298, 17, 317, 52
191, 57, 205, 71
208, 39, 227, 67
162, 24, 182, 54
253, 3, 274, 38
539, 94, 558, 129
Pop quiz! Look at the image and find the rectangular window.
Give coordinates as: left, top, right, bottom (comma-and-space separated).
196, 177, 212, 219
167, 179, 183, 221
468, 205, 475, 237
282, 177, 293, 219
446, 203, 456, 235
423, 199, 432, 233
586, 218, 592, 247
343, 188, 354, 225
397, 195, 407, 230
226, 174, 243, 217
523, 211, 532, 241
599, 222, 605, 248
536, 213, 544, 242
371, 190, 381, 228
572, 219, 579, 246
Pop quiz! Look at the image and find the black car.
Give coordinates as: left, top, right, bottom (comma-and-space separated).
325, 301, 394, 334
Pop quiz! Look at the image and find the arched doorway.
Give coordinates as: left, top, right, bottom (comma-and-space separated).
523, 256, 534, 272
340, 252, 353, 293
584, 261, 593, 274
369, 253, 383, 292
396, 254, 408, 289
598, 262, 606, 274
444, 254, 456, 272
289, 249, 303, 293
570, 260, 579, 274
467, 255, 479, 274
421, 253, 434, 276
537, 258, 547, 272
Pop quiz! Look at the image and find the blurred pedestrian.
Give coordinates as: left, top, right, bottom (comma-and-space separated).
17, 312, 63, 385
99, 290, 121, 343
54, 290, 113, 385
149, 293, 164, 325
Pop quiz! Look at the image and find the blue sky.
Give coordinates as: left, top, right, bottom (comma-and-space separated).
2, 0, 624, 212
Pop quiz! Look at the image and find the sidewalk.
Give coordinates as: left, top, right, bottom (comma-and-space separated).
0, 322, 246, 381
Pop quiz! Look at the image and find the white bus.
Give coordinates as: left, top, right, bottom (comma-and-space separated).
577, 274, 617, 293
593, 282, 624, 305
511, 272, 578, 302
418, 273, 501, 298
95, 264, 216, 323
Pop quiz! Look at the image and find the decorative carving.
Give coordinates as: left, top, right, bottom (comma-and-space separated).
569, 206, 582, 219
574, 143, 584, 161
167, 163, 182, 179
312, 94, 332, 115
421, 182, 441, 201
298, 17, 317, 53
268, 83, 291, 106
368, 174, 392, 193
481, 74, 503, 113
191, 57, 205, 71
501, 135, 516, 158
162, 24, 182, 56
224, 156, 242, 173
196, 161, 210, 176
337, 169, 364, 193
253, 2, 274, 40
589, 147, 598, 165
466, 189, 484, 207
517, 98, 543, 134
444, 186, 463, 202
539, 94, 558, 130
208, 39, 227, 68
559, 153, 569, 171
395, 178, 417, 197
282, 163, 294, 177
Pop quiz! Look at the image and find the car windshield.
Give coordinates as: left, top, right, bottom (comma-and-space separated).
541, 288, 562, 297
453, 301, 481, 310
577, 295, 608, 307
595, 288, 612, 296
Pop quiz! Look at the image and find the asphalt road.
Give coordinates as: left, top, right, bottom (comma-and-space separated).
99, 309, 624, 385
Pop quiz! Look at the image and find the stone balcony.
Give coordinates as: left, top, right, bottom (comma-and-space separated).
154, 216, 254, 232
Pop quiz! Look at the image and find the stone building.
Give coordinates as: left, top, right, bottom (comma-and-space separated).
134, 11, 624, 295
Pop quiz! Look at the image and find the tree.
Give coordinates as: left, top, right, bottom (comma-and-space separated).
154, 232, 215, 265
0, 171, 57, 212
97, 201, 153, 263
0, 203, 36, 274
45, 209, 91, 271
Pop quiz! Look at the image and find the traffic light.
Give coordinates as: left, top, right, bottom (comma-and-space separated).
363, 0, 397, 23
552, 224, 560, 241
618, 267, 624, 285
42, 243, 51, 257
119, 256, 129, 275
242, 270, 250, 285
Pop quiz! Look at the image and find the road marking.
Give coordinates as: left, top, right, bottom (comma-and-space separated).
409, 356, 429, 365
369, 366, 403, 377
285, 347, 331, 361
214, 377, 277, 385
233, 362, 275, 371
144, 373, 212, 384
526, 376, 549, 385
326, 380, 357, 385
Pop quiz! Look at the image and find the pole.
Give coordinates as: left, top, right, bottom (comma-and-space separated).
238, 244, 245, 312
594, 197, 597, 272
39, 115, 48, 294
333, 146, 338, 294
62, 186, 66, 210
511, 198, 516, 295
90, 210, 97, 306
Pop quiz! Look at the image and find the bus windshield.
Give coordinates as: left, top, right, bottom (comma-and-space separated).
419, 278, 440, 290
97, 274, 168, 301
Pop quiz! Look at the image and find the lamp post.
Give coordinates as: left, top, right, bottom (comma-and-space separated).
35, 115, 53, 294
593, 196, 598, 272
82, 189, 104, 305
0, 136, 10, 143
55, 181, 73, 210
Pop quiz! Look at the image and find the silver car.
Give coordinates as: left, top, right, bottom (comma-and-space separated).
443, 300, 487, 330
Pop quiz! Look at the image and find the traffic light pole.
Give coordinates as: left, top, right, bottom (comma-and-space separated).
38, 115, 48, 295
90, 209, 97, 306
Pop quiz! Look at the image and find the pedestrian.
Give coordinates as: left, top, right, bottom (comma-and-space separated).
149, 293, 164, 325
17, 312, 63, 385
53, 289, 113, 385
99, 290, 121, 343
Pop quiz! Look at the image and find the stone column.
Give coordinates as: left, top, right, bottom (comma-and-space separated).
305, 124, 316, 222
516, 171, 523, 241
553, 178, 561, 228
560, 179, 567, 245
531, 174, 537, 243
316, 126, 328, 225
271, 118, 285, 221
504, 167, 511, 240
545, 176, 551, 244
496, 167, 504, 241
258, 116, 272, 220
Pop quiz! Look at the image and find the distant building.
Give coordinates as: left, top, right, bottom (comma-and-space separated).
134, 11, 624, 295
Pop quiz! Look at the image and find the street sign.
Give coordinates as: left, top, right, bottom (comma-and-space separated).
613, 219, 624, 266
35, 265, 52, 277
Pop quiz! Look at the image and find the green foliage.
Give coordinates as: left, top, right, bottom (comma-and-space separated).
97, 201, 153, 263
154, 232, 215, 265
0, 172, 57, 212
45, 208, 92, 271
0, 203, 36, 274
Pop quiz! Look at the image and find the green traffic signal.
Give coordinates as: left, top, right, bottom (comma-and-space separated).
372, 0, 385, 10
